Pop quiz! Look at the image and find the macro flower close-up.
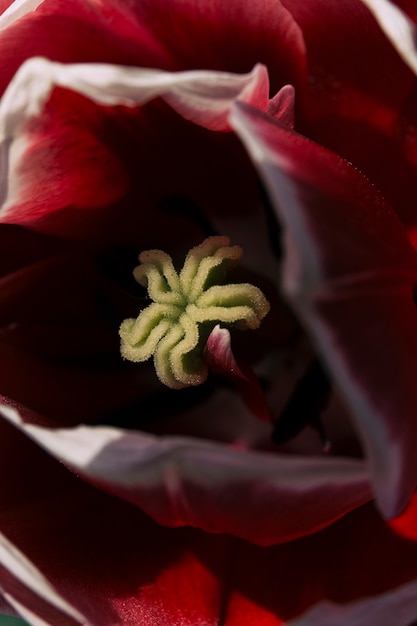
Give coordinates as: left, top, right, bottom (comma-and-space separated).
2, 0, 417, 624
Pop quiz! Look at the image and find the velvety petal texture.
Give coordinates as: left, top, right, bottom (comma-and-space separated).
0, 405, 372, 546
0, 58, 269, 230
283, 0, 417, 233
0, 408, 416, 626
230, 102, 417, 518
0, 0, 416, 624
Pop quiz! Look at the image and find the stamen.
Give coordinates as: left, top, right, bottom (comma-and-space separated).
119, 236, 270, 389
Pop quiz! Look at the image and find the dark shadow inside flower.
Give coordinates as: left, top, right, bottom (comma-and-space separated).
0, 83, 363, 461
271, 358, 332, 450
158, 194, 218, 240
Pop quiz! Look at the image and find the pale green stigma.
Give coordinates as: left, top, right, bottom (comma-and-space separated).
119, 236, 270, 389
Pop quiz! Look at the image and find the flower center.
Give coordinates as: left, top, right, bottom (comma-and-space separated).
119, 236, 270, 389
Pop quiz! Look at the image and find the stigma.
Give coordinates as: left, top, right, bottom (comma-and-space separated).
119, 236, 270, 389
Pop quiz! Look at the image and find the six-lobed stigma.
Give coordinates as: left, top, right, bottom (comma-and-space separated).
119, 236, 270, 389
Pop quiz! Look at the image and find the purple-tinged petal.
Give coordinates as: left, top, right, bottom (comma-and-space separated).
0, 415, 413, 625
230, 102, 417, 517
288, 578, 417, 626
0, 404, 372, 546
204, 325, 270, 423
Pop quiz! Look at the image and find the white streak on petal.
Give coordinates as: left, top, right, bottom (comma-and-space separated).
360, 0, 417, 74
0, 57, 269, 217
0, 592, 66, 626
0, 0, 44, 30
0, 405, 372, 545
0, 524, 87, 625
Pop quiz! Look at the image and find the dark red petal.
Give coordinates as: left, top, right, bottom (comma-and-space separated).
0, 86, 129, 237
0, 417, 227, 625
0, 0, 174, 97
1, 405, 373, 546
0, 412, 415, 626
0, 0, 307, 96
0, 238, 155, 426
204, 325, 270, 423
119, 0, 307, 93
223, 503, 417, 624
0, 60, 269, 236
283, 0, 417, 232
391, 0, 417, 23
230, 102, 417, 517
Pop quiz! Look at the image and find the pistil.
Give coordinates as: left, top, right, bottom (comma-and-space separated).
119, 236, 270, 389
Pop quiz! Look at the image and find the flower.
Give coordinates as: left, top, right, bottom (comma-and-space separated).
1, 0, 417, 625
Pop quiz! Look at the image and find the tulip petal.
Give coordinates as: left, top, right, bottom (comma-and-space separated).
0, 57, 270, 230
230, 102, 417, 517
0, 533, 86, 626
0, 413, 414, 625
113, 0, 307, 93
0, 415, 228, 625
0, 0, 175, 98
204, 325, 271, 423
0, 404, 372, 546
389, 0, 417, 23
359, 0, 417, 74
0, 0, 44, 30
283, 0, 417, 232
289, 578, 417, 626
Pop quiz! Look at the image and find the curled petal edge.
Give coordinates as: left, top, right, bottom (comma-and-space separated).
0, 404, 373, 546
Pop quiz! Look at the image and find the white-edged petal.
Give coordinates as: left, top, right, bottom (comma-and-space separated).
360, 0, 417, 74
0, 526, 87, 625
0, 0, 44, 30
0, 57, 269, 216
0, 404, 372, 546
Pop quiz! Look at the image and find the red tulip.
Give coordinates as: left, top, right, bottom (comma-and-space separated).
0, 0, 417, 624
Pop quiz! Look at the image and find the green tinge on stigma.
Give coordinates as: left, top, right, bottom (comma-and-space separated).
119, 236, 270, 389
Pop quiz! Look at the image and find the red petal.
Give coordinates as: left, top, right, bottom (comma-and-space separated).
204, 325, 270, 423
0, 0, 173, 98
389, 489, 417, 541
117, 0, 307, 93
267, 84, 295, 128
0, 59, 270, 235
0, 413, 415, 626
283, 0, 417, 232
1, 405, 372, 546
0, 417, 226, 625
231, 102, 417, 517
391, 0, 417, 23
